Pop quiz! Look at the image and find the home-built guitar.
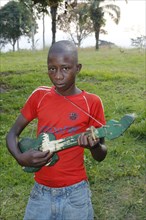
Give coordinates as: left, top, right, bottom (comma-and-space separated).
19, 114, 135, 172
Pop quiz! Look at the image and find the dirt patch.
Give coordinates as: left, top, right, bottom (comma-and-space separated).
0, 84, 10, 93
0, 70, 28, 75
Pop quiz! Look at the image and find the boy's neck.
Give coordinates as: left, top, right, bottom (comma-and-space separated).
55, 86, 81, 97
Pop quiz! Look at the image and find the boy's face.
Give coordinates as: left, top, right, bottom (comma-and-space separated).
47, 51, 82, 95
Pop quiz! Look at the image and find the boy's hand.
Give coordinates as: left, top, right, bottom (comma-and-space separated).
77, 133, 100, 149
78, 134, 107, 162
17, 149, 53, 168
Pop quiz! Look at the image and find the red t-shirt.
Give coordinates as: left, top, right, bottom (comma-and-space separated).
21, 86, 106, 187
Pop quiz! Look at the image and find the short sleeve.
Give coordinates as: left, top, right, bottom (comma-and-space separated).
20, 90, 39, 121
87, 94, 106, 128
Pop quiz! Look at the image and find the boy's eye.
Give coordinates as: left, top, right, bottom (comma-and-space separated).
62, 67, 69, 71
48, 66, 70, 72
48, 67, 56, 72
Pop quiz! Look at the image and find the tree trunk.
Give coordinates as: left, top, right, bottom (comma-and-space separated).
31, 24, 35, 51
43, 12, 45, 50
17, 39, 20, 51
95, 27, 100, 50
30, 7, 35, 51
50, 4, 58, 45
12, 40, 16, 52
13, 44, 15, 52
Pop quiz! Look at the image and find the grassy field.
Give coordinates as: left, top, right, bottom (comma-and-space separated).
0, 47, 145, 220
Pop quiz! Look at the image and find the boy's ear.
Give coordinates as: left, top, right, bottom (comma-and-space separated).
76, 64, 82, 73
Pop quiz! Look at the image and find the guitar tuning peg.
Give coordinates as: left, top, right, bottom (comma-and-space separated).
86, 126, 97, 141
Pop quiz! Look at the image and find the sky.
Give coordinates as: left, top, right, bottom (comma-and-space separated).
0, 0, 145, 51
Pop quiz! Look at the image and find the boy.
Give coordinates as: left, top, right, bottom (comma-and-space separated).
6, 40, 107, 220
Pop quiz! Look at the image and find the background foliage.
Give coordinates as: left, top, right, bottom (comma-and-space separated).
0, 0, 125, 50
0, 1, 38, 51
0, 47, 145, 219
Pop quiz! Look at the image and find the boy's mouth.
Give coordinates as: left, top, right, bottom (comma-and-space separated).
55, 83, 65, 87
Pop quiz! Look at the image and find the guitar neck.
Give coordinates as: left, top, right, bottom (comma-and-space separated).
42, 126, 106, 153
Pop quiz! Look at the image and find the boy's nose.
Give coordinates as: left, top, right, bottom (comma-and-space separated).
55, 70, 63, 79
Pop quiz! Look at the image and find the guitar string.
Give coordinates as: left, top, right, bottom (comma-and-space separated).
30, 89, 104, 138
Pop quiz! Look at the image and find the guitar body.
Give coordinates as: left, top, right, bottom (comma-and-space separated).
19, 133, 59, 172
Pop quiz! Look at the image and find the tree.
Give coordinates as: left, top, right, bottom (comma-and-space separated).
19, 0, 39, 50
31, 0, 78, 45
0, 38, 8, 51
86, 0, 128, 50
57, 3, 93, 47
0, 1, 37, 51
32, 0, 64, 45
131, 36, 146, 49
87, 0, 121, 50
57, 0, 125, 50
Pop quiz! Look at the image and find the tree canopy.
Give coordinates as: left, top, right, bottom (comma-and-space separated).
1, 0, 128, 51
0, 1, 37, 51
57, 3, 93, 47
30, 0, 76, 44
22, 0, 123, 49
87, 0, 121, 49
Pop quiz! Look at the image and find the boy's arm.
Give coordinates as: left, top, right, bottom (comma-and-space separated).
89, 137, 107, 162
6, 114, 52, 168
78, 135, 107, 162
6, 114, 30, 161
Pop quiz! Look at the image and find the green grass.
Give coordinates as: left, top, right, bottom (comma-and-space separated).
0, 47, 145, 220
